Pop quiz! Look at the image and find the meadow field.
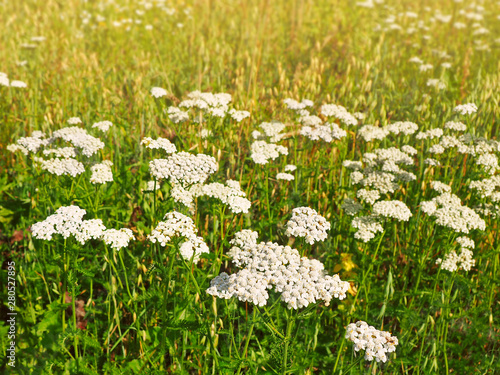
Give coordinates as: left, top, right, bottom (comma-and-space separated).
1, 0, 500, 373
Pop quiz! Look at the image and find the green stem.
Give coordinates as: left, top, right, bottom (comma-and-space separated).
265, 166, 272, 239
118, 250, 133, 301
236, 307, 257, 375
282, 309, 295, 375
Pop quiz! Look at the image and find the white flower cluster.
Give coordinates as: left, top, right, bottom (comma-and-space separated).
356, 189, 381, 205
207, 231, 349, 309
8, 131, 49, 154
90, 161, 113, 184
285, 207, 331, 245
166, 106, 190, 123
163, 91, 249, 123
360, 171, 402, 194
228, 109, 250, 122
101, 228, 135, 250
141, 137, 177, 154
476, 153, 498, 174
179, 236, 210, 263
444, 121, 466, 132
343, 145, 416, 242
76, 219, 107, 244
342, 198, 363, 216
207, 269, 270, 306
0, 72, 27, 88
259, 121, 286, 142
67, 117, 82, 125
372, 200, 412, 221
351, 215, 384, 242
420, 192, 486, 234
300, 123, 347, 143
92, 120, 113, 132
151, 87, 168, 98
31, 206, 87, 241
188, 180, 251, 214
436, 248, 475, 272
299, 115, 322, 127
52, 126, 104, 157
320, 104, 358, 126
148, 211, 208, 263
386, 121, 419, 136
369, 147, 414, 167
31, 205, 134, 249
401, 145, 417, 155
416, 128, 443, 140
180, 90, 232, 111
424, 158, 440, 166
276, 172, 294, 181
143, 180, 161, 192
469, 175, 500, 201
34, 156, 85, 177
427, 79, 446, 90
358, 125, 390, 142
283, 98, 313, 111
453, 103, 478, 115
345, 321, 398, 363
456, 236, 474, 249
250, 140, 288, 164
43, 147, 77, 158
149, 152, 218, 186
419, 64, 433, 72
430, 181, 451, 193
474, 203, 500, 218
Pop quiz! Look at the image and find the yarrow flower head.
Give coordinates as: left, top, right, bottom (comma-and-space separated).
151, 87, 168, 98
345, 321, 398, 363
285, 207, 330, 245
358, 125, 390, 142
102, 228, 134, 250
51, 126, 105, 157
31, 205, 134, 249
34, 156, 85, 177
31, 206, 87, 241
10, 80, 27, 88
149, 152, 218, 186
436, 248, 475, 272
300, 123, 347, 143
250, 141, 288, 164
276, 172, 294, 181
386, 121, 418, 136
444, 121, 466, 132
454, 103, 478, 115
283, 98, 314, 111
90, 161, 113, 184
207, 230, 349, 309
320, 104, 358, 126
184, 180, 251, 214
259, 121, 286, 142
166, 106, 190, 123
372, 200, 412, 221
148, 211, 208, 263
92, 121, 113, 132
229, 109, 250, 122
67, 117, 82, 125
351, 215, 384, 242
420, 192, 486, 234
141, 137, 177, 154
